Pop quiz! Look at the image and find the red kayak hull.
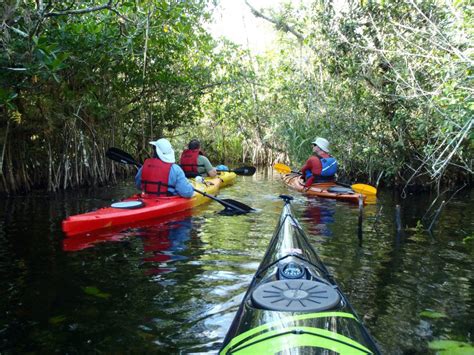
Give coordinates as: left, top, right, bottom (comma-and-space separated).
62, 176, 224, 236
63, 209, 194, 251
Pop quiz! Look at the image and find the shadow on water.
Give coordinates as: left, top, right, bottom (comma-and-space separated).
0, 170, 473, 353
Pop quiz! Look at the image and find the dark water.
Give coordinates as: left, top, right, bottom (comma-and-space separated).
1, 169, 473, 354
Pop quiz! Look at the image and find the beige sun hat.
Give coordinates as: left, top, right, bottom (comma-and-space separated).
311, 137, 330, 153
149, 138, 175, 163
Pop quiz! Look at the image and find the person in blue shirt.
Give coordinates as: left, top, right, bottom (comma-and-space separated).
135, 138, 194, 198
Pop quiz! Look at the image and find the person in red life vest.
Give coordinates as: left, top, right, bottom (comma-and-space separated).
300, 137, 338, 187
135, 138, 194, 198
179, 139, 217, 178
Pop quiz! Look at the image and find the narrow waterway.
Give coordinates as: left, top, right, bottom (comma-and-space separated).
0, 169, 472, 353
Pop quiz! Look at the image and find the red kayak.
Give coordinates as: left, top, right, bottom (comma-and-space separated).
62, 174, 234, 237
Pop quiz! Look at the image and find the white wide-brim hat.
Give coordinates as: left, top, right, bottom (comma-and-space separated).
311, 137, 330, 153
149, 138, 175, 163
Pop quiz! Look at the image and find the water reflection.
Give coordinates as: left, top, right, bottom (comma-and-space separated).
142, 218, 192, 275
301, 198, 336, 237
63, 212, 194, 275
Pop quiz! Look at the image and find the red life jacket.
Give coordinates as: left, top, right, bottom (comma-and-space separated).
179, 149, 205, 175
141, 158, 173, 195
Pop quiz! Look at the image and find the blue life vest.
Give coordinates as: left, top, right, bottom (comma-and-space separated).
305, 158, 338, 181
216, 164, 229, 171
320, 158, 338, 177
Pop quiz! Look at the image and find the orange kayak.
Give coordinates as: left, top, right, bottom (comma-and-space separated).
282, 173, 366, 204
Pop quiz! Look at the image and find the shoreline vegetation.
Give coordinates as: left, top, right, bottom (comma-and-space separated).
1, 1, 472, 196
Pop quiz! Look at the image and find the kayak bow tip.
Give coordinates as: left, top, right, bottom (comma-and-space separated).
279, 194, 294, 203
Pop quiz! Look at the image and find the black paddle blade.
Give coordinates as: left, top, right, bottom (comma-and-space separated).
232, 166, 256, 176
193, 188, 253, 215
221, 198, 254, 213
106, 147, 141, 167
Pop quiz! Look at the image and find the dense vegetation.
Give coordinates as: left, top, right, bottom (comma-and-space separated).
1, 0, 472, 194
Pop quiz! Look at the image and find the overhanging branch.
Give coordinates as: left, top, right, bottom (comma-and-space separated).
44, 1, 113, 17
245, 0, 304, 43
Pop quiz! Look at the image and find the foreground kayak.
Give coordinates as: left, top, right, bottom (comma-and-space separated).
220, 195, 380, 354
62, 172, 236, 237
282, 173, 366, 205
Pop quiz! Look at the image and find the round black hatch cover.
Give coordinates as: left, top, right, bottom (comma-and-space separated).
110, 201, 144, 209
251, 280, 341, 312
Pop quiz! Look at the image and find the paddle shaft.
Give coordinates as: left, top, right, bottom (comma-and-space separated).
217, 166, 256, 176
192, 188, 246, 213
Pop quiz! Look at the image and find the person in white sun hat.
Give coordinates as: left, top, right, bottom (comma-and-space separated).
300, 137, 338, 187
135, 138, 194, 198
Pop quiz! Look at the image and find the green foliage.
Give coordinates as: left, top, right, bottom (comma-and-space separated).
1, 0, 471, 192
48, 315, 67, 325
0, 0, 219, 192
406, 220, 426, 235
428, 340, 474, 354
210, 0, 473, 187
462, 235, 474, 244
419, 310, 447, 319
83, 286, 111, 299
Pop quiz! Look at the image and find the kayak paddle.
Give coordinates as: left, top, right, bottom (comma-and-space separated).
218, 166, 256, 176
106, 147, 141, 166
273, 163, 299, 175
273, 163, 377, 197
106, 147, 254, 214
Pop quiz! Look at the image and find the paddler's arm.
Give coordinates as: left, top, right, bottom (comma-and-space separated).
135, 167, 143, 189
199, 155, 217, 177
301, 160, 311, 178
301, 159, 315, 187
170, 164, 194, 198
304, 175, 315, 188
